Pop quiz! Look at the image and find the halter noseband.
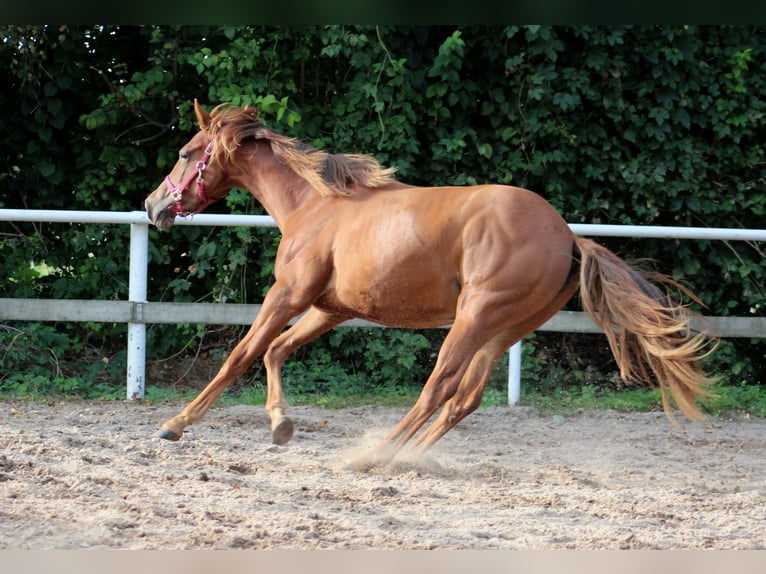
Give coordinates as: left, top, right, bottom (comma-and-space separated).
163, 140, 216, 216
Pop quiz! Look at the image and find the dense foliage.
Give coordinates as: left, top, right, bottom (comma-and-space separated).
1, 25, 764, 399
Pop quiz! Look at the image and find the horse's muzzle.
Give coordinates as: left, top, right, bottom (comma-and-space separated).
145, 199, 176, 232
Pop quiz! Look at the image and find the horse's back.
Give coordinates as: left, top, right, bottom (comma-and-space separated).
339, 182, 566, 234
354, 182, 573, 261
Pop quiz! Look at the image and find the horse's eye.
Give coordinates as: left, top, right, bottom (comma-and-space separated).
180, 151, 190, 161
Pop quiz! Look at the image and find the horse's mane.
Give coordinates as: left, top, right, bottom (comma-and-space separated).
208, 104, 398, 197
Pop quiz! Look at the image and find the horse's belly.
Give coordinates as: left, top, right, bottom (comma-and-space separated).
317, 266, 459, 329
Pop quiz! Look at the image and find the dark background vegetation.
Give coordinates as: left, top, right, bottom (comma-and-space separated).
1, 25, 764, 403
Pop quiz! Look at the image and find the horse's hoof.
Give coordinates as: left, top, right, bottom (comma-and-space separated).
158, 427, 182, 441
271, 417, 294, 445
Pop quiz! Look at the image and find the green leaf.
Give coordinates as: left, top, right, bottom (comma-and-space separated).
477, 142, 493, 159
39, 160, 56, 177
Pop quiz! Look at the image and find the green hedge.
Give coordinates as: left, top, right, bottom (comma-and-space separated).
1, 25, 763, 396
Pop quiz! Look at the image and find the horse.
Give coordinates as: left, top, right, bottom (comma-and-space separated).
144, 99, 718, 471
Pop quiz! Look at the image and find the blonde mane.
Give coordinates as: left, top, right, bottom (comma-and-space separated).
208, 104, 398, 197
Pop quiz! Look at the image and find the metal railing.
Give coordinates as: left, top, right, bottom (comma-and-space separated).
2, 208, 765, 402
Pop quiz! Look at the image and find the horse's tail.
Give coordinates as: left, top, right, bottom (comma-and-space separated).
574, 236, 718, 422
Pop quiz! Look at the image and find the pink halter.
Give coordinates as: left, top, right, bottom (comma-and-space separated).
163, 140, 216, 216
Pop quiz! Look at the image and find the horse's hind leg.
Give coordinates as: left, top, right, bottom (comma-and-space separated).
410, 331, 518, 453
413, 274, 580, 455
350, 315, 494, 471
263, 307, 345, 445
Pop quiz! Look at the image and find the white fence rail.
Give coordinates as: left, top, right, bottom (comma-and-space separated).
1, 209, 765, 402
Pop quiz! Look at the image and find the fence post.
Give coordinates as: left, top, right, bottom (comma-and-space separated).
127, 222, 148, 400
508, 340, 522, 405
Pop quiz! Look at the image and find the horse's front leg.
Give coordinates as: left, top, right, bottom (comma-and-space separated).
263, 307, 345, 445
157, 284, 310, 442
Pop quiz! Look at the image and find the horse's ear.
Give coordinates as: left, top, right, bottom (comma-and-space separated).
194, 98, 211, 130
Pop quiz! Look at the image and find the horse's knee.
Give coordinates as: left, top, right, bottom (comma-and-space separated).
263, 339, 292, 370
218, 341, 264, 379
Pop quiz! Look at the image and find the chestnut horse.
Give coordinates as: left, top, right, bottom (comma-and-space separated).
144, 100, 717, 471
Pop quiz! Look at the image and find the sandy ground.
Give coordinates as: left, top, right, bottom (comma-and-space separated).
0, 399, 764, 550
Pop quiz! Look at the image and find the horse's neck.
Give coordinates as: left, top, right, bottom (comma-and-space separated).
240, 153, 319, 229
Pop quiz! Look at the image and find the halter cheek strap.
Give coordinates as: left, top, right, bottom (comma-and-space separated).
164, 140, 216, 217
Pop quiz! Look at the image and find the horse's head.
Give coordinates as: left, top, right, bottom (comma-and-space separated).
145, 99, 233, 231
